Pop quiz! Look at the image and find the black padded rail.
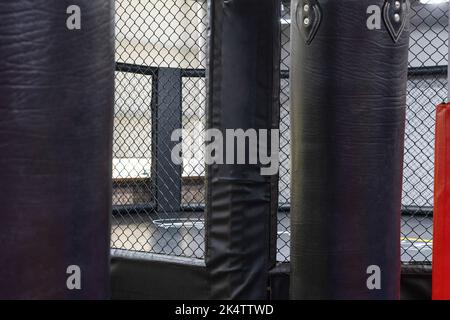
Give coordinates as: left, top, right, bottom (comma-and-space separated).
0, 1, 114, 299
269, 264, 432, 300
205, 0, 280, 299
290, 0, 410, 299
111, 251, 208, 300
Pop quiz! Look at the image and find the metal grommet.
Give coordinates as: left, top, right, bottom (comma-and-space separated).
297, 0, 322, 44
394, 1, 401, 10
394, 13, 401, 23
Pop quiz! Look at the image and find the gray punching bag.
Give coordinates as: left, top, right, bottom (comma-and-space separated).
290, 0, 409, 299
0, 1, 114, 299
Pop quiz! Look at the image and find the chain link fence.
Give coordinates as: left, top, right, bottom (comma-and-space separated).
111, 0, 447, 265
112, 0, 207, 259
401, 0, 447, 264
277, 1, 292, 262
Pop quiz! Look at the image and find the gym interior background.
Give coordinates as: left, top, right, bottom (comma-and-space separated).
111, 0, 446, 299
0, 0, 446, 300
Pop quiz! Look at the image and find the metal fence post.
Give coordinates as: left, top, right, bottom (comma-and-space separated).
152, 68, 183, 213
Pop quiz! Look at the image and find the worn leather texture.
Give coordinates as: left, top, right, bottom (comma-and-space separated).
290, 0, 410, 299
0, 1, 114, 299
205, 0, 280, 299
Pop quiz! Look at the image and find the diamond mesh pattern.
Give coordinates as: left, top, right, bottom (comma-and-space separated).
277, 2, 292, 262
400, 1, 448, 264
112, 0, 207, 259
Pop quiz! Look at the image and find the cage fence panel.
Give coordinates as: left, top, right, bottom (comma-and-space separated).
112, 0, 207, 259
401, 0, 448, 264
111, 0, 447, 264
277, 1, 292, 263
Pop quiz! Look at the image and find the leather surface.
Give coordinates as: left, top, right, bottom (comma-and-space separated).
290, 0, 410, 299
0, 1, 115, 299
205, 0, 280, 299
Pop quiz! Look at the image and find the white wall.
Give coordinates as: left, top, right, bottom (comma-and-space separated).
114, 0, 207, 179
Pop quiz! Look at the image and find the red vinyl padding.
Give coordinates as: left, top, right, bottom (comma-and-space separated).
433, 102, 450, 300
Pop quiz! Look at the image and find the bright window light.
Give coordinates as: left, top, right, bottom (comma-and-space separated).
420, 0, 449, 4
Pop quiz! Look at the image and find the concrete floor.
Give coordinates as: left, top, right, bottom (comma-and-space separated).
111, 212, 433, 263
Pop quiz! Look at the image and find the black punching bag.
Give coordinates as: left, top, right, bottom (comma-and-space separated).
0, 1, 114, 299
290, 0, 409, 299
205, 0, 280, 299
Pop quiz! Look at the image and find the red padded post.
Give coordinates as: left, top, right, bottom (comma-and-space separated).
432, 102, 450, 300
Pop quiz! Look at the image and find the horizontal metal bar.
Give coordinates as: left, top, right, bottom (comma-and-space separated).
112, 204, 433, 218
280, 70, 289, 79
181, 68, 206, 78
115, 62, 158, 75
115, 63, 290, 80
112, 203, 156, 215
116, 63, 447, 79
401, 205, 433, 216
112, 204, 205, 215
408, 65, 447, 77
181, 69, 290, 78
111, 249, 206, 265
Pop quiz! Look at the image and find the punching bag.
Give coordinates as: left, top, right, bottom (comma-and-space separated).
205, 0, 280, 299
290, 0, 410, 299
0, 1, 114, 299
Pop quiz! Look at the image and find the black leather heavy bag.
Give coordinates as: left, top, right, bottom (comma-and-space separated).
0, 1, 114, 299
206, 0, 280, 299
290, 0, 409, 299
